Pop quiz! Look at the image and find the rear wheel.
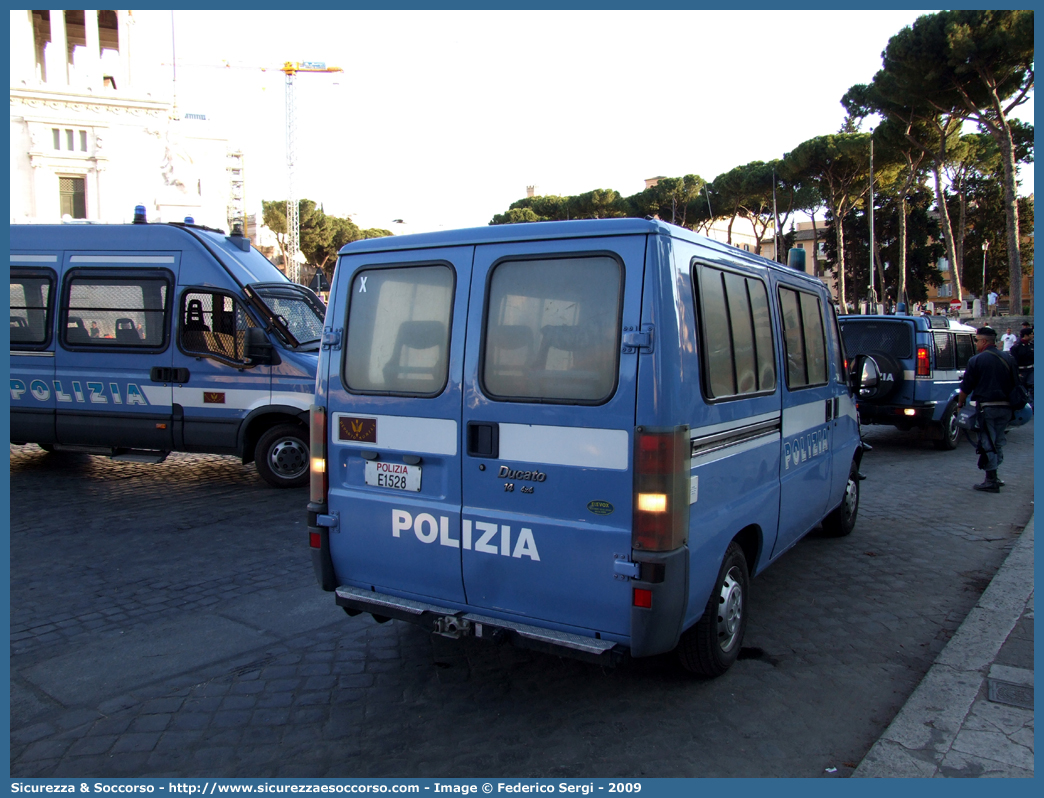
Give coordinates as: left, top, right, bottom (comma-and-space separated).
255, 424, 309, 488
933, 403, 960, 450
677, 542, 748, 678
823, 462, 859, 537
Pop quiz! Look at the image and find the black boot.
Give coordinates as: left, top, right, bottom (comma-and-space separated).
973, 470, 1001, 493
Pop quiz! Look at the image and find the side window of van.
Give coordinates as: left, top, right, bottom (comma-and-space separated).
483, 256, 622, 403
180, 291, 257, 362
695, 265, 776, 399
62, 272, 169, 349
10, 269, 54, 347
779, 286, 828, 389
955, 333, 975, 368
344, 264, 454, 395
934, 333, 956, 370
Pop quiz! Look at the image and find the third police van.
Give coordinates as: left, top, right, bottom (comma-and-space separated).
308, 218, 871, 676
10, 210, 325, 487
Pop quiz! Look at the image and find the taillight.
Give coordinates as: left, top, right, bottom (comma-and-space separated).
309, 531, 321, 549
310, 405, 328, 504
916, 346, 930, 376
633, 426, 690, 552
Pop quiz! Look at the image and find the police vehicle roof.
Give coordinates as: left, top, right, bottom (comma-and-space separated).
10, 222, 289, 287
338, 218, 824, 286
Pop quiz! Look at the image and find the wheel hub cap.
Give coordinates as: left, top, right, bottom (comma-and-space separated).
270, 438, 307, 478
717, 567, 743, 652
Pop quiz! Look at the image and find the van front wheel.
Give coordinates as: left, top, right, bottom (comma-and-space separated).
255, 424, 310, 488
677, 542, 748, 678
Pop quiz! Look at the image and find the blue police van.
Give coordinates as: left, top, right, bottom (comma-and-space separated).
308, 218, 868, 676
9, 213, 325, 487
839, 314, 977, 450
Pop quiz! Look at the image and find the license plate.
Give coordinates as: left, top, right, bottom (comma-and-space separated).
365, 460, 422, 492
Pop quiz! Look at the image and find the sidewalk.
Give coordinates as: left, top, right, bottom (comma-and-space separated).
854, 516, 1034, 777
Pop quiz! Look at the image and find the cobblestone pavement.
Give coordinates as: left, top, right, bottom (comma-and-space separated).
9, 421, 1034, 778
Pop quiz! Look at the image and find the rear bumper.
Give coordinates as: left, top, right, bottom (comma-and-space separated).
334, 585, 621, 665
857, 401, 938, 427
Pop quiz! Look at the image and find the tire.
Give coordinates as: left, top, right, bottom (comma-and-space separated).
677, 542, 749, 678
933, 402, 961, 450
254, 424, 309, 488
823, 461, 859, 537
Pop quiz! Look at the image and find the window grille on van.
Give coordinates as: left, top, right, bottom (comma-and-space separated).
10, 272, 53, 346
934, 333, 955, 370
65, 277, 168, 347
181, 291, 256, 361
839, 321, 912, 360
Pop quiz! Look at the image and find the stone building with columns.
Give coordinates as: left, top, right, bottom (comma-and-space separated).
9, 9, 238, 228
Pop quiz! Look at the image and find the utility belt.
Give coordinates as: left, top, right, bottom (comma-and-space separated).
977, 400, 1011, 407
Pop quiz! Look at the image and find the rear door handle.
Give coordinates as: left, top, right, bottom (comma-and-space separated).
466, 421, 499, 458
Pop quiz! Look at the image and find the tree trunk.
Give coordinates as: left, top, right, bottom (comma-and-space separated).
996, 130, 1023, 314
809, 214, 819, 279
932, 162, 962, 303
956, 181, 967, 292
833, 209, 847, 311
897, 198, 908, 307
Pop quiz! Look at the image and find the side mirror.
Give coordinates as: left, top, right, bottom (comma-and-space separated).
245, 327, 279, 366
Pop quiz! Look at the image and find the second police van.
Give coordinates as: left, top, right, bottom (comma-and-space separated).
308, 218, 871, 676
9, 211, 325, 487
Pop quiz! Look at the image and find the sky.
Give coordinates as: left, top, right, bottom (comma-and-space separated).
167, 9, 1034, 234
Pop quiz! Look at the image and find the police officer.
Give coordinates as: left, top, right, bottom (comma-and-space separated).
1010, 326, 1034, 403
957, 326, 1018, 493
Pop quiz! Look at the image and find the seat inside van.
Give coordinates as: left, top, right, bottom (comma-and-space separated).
381, 320, 447, 391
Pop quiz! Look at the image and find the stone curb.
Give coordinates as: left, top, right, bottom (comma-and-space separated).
852, 516, 1034, 777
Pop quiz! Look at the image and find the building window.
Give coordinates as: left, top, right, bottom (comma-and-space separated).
59, 176, 86, 219
937, 284, 953, 298
66, 129, 74, 150
52, 128, 60, 150
79, 130, 87, 152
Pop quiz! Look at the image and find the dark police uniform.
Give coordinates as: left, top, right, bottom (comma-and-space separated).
1010, 331, 1034, 402
959, 333, 1017, 491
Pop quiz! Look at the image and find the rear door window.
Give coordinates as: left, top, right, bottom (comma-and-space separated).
343, 264, 455, 395
934, 332, 955, 370
10, 269, 55, 347
482, 255, 622, 403
955, 333, 975, 368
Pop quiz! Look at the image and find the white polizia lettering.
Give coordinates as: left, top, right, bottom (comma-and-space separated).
392, 510, 539, 561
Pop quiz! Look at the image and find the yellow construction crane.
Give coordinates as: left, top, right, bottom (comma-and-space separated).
280, 61, 343, 283
163, 57, 342, 282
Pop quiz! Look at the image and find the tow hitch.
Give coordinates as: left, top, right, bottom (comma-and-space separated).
433, 615, 472, 639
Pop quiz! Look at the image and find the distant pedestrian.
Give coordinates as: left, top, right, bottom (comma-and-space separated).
1009, 326, 1034, 404
957, 326, 1018, 493
987, 291, 998, 317
89, 321, 100, 338
1001, 327, 1018, 351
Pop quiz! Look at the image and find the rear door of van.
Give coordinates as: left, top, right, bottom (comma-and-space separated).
325, 247, 472, 605
459, 235, 645, 635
